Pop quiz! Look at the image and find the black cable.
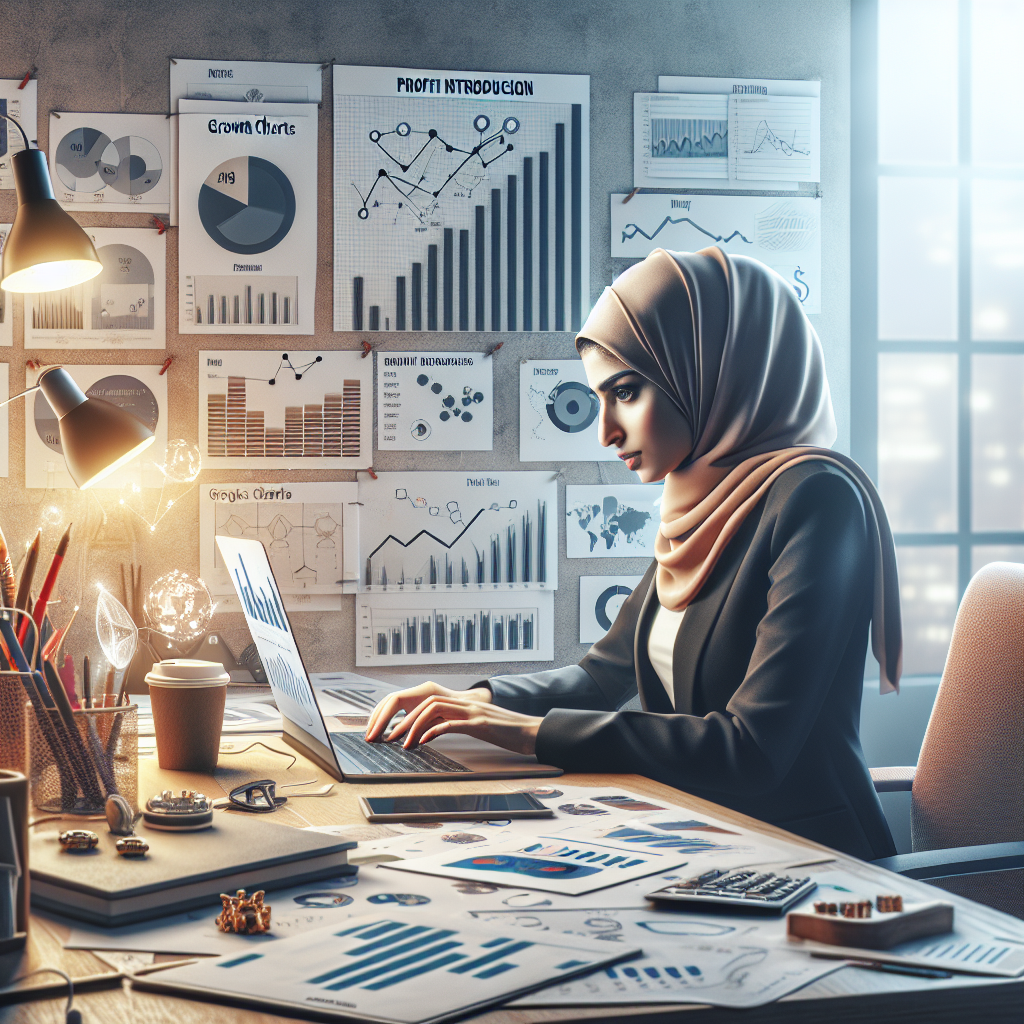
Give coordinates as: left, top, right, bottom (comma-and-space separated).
1, 967, 81, 1022
0, 111, 30, 151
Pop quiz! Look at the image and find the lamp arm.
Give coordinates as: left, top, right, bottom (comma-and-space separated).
0, 386, 40, 409
0, 112, 30, 151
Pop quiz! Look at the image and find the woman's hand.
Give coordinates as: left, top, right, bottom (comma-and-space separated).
364, 682, 543, 757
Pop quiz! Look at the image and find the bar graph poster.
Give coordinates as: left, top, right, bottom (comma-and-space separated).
24, 227, 167, 348
519, 360, 617, 462
579, 575, 645, 643
0, 79, 37, 190
377, 351, 492, 451
198, 350, 372, 469
610, 194, 821, 314
357, 590, 553, 666
0, 226, 11, 346
357, 471, 558, 591
178, 100, 317, 334
565, 484, 663, 559
332, 65, 590, 334
25, 364, 167, 489
200, 481, 358, 613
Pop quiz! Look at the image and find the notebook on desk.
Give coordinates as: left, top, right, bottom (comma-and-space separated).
216, 536, 562, 783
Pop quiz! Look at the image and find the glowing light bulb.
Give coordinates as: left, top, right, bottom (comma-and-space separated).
144, 570, 213, 645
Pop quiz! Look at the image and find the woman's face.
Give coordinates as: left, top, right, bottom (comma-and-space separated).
581, 345, 693, 483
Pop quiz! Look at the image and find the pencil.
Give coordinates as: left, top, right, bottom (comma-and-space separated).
102, 666, 115, 708
0, 525, 16, 608
14, 530, 40, 612
30, 523, 72, 638
83, 654, 91, 708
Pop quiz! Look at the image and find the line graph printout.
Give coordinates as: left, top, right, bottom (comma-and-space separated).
729, 96, 819, 183
635, 93, 728, 183
178, 100, 317, 334
611, 194, 821, 314
200, 481, 358, 613
199, 350, 372, 469
333, 65, 590, 333
357, 471, 558, 591
357, 590, 554, 666
0, 78, 37, 190
565, 484, 663, 559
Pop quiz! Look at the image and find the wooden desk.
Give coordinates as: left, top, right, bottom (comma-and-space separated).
2, 740, 1022, 1024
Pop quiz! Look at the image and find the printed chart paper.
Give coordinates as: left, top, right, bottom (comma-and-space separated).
169, 58, 323, 224
0, 225, 11, 346
333, 65, 590, 333
200, 481, 358, 613
519, 360, 616, 463
565, 484, 663, 559
358, 471, 558, 590
611, 193, 821, 314
198, 350, 372, 470
178, 100, 317, 334
0, 365, 8, 476
25, 364, 167, 489
356, 589, 554, 666
579, 575, 645, 643
49, 112, 170, 213
24, 227, 167, 348
728, 95, 820, 183
377, 351, 492, 451
141, 913, 638, 1024
0, 79, 37, 190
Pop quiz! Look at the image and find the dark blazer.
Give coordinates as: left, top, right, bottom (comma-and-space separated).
487, 462, 897, 862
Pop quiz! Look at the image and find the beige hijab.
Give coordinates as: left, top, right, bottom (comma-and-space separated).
577, 247, 902, 692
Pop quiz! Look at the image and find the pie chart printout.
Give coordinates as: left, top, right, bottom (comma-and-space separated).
55, 129, 163, 196
198, 156, 296, 255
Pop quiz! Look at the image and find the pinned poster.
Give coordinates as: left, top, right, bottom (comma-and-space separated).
579, 575, 645, 643
0, 78, 37, 190
565, 484, 663, 559
0, 364, 8, 476
0, 225, 11, 347
178, 101, 317, 334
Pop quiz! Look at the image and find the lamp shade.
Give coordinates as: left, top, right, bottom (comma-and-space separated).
37, 367, 156, 489
0, 150, 103, 293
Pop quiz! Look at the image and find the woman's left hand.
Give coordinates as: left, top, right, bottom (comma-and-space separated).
385, 692, 543, 756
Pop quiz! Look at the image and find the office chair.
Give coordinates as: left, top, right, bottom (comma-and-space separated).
871, 561, 1024, 918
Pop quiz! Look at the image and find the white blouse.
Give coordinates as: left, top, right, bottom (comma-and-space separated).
646, 603, 686, 708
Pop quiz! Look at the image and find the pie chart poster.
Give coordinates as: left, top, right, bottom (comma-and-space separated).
177, 100, 317, 334
579, 575, 645, 643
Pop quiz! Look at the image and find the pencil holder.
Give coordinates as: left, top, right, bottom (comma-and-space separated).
0, 674, 27, 772
25, 701, 138, 816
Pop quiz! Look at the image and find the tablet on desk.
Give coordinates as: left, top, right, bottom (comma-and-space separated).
359, 792, 553, 822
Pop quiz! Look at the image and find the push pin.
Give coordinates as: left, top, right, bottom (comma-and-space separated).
216, 889, 272, 934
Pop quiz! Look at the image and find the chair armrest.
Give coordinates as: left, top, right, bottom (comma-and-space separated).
873, 841, 1024, 880
870, 765, 916, 792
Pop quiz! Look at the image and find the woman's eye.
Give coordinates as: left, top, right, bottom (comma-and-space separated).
613, 386, 637, 401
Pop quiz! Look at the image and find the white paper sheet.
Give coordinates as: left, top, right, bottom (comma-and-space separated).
377, 352, 492, 451
579, 575, 645, 643
332, 64, 590, 334
0, 226, 12, 347
564, 484, 663, 559
24, 363, 167, 489
729, 96, 820, 183
198, 349, 372, 470
518, 360, 616, 463
0, 79, 38, 190
0, 364, 7, 478
200, 481, 358, 612
611, 192, 821, 314
177, 100, 317, 334
49, 112, 170, 213
24, 227, 167, 347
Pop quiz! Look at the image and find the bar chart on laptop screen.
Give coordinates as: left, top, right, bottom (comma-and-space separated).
332, 66, 590, 334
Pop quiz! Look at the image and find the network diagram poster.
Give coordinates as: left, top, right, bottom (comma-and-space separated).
333, 64, 590, 333
0, 225, 11, 347
24, 227, 167, 348
611, 194, 821, 314
0, 79, 37, 190
178, 101, 317, 334
579, 575, 646, 643
48, 112, 170, 213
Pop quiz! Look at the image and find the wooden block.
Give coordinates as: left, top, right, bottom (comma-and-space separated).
787, 900, 954, 950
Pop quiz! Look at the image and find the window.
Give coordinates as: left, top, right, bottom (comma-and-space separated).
852, 0, 1024, 676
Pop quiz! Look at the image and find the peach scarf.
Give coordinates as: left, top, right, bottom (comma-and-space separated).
577, 247, 902, 692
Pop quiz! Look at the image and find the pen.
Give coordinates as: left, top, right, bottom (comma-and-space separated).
810, 953, 952, 979
14, 530, 40, 613
83, 654, 91, 708
0, 525, 16, 608
30, 523, 72, 637
102, 666, 115, 708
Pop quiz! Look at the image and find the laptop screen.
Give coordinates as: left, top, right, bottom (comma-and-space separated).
215, 535, 334, 751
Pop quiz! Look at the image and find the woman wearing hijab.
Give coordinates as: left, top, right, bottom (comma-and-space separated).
366, 247, 902, 861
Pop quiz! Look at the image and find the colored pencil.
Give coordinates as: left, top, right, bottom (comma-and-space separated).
0, 525, 16, 607
83, 654, 91, 709
14, 530, 40, 612
31, 523, 72, 636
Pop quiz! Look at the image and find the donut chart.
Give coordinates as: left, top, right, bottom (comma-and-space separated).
55, 129, 163, 195
546, 380, 599, 433
198, 156, 296, 255
595, 584, 634, 630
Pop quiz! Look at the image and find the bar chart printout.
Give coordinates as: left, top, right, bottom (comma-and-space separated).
199, 350, 372, 469
142, 913, 636, 1024
333, 65, 589, 334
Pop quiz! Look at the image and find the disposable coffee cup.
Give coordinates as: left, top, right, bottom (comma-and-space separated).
146, 660, 229, 771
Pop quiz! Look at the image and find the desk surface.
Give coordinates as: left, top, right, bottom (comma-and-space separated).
2, 740, 1021, 1024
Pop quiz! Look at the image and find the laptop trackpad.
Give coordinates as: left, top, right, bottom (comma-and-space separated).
428, 732, 547, 771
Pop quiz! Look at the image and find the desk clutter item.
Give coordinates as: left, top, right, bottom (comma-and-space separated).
787, 899, 954, 950
0, 770, 28, 954
115, 836, 150, 857
216, 888, 271, 934
646, 868, 816, 913
105, 792, 136, 835
145, 659, 228, 770
58, 829, 98, 850
143, 789, 213, 831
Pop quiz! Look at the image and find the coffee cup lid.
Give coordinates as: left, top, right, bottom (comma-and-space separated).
145, 659, 230, 687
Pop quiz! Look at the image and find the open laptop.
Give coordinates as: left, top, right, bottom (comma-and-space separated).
216, 536, 563, 782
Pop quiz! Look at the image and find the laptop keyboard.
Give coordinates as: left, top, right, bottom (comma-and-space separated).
331, 732, 471, 774
323, 687, 381, 712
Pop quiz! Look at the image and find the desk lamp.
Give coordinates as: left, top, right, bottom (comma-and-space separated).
0, 112, 155, 487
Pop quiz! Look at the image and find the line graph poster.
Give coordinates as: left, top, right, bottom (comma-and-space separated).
200, 481, 357, 612
333, 65, 590, 333
611, 193, 821, 314
25, 227, 167, 348
178, 100, 317, 334
357, 470, 558, 591
198, 349, 372, 469
565, 484, 663, 559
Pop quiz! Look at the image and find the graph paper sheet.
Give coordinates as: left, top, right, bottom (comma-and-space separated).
332, 65, 590, 334
198, 349, 372, 469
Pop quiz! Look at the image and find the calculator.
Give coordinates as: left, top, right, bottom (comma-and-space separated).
645, 868, 817, 913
